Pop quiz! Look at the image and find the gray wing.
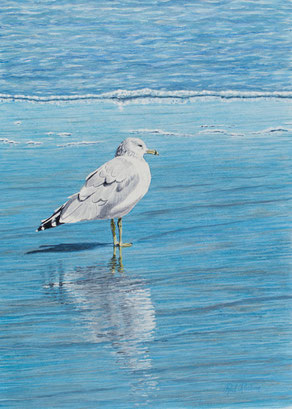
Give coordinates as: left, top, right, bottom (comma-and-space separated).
59, 156, 140, 223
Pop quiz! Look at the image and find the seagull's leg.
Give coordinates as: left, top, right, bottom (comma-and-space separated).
111, 219, 118, 247
117, 218, 132, 247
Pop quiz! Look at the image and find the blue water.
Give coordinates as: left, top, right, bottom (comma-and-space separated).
1, 98, 292, 408
1, 1, 292, 408
0, 0, 291, 96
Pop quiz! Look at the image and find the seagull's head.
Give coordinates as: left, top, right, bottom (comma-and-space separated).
115, 137, 159, 159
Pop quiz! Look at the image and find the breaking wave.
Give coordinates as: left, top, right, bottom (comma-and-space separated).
1, 89, 292, 104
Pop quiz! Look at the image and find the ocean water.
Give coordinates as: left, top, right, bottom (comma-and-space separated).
1, 97, 292, 408
1, 1, 292, 408
0, 0, 291, 96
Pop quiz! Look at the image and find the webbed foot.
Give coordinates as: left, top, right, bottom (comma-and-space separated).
116, 242, 132, 248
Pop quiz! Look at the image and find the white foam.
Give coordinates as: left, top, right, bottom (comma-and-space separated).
129, 128, 194, 137
26, 140, 43, 145
58, 132, 72, 137
1, 89, 292, 104
57, 141, 102, 147
253, 127, 292, 135
0, 138, 19, 145
199, 128, 227, 135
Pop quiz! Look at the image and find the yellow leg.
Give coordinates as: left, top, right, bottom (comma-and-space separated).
117, 218, 132, 247
111, 219, 118, 247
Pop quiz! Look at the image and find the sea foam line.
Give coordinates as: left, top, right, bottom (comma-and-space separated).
0, 89, 292, 103
129, 128, 194, 137
57, 141, 102, 147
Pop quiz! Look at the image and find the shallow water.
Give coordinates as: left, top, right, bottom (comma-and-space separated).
1, 0, 292, 406
1, 98, 292, 408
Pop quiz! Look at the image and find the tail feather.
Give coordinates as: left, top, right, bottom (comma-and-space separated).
37, 193, 92, 232
37, 205, 64, 232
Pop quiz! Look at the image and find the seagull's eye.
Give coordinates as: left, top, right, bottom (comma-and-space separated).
138, 144, 143, 148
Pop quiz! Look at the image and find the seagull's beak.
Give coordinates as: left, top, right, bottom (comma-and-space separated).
146, 149, 159, 156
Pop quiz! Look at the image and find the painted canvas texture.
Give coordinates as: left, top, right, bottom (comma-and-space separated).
1, 1, 291, 408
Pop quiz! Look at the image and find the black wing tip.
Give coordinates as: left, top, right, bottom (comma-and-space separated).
36, 224, 50, 232
36, 215, 63, 232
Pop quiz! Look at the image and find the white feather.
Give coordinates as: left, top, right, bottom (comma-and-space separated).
57, 138, 152, 223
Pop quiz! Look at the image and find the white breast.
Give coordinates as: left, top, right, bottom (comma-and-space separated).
108, 157, 151, 219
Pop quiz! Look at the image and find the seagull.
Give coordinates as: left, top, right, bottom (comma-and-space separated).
37, 137, 159, 247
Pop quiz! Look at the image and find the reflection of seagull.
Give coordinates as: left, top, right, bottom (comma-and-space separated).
37, 138, 159, 246
44, 256, 156, 372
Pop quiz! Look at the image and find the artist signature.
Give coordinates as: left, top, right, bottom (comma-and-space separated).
225, 383, 262, 395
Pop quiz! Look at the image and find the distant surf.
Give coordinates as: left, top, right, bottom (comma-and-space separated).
1, 89, 292, 104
